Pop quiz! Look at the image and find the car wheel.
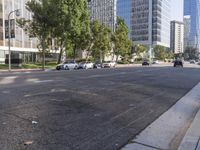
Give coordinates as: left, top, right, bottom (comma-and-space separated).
74, 66, 78, 70
56, 66, 60, 70
65, 66, 69, 70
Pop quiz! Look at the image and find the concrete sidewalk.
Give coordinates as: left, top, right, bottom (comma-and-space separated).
122, 83, 200, 150
0, 68, 54, 74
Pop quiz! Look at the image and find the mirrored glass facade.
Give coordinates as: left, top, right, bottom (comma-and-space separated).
184, 0, 200, 50
117, 0, 170, 47
131, 0, 170, 47
117, 0, 132, 38
88, 0, 117, 32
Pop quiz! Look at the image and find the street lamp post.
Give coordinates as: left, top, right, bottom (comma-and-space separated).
8, 9, 20, 72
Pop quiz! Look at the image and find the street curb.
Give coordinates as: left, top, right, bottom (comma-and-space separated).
0, 69, 55, 74
178, 108, 200, 150
122, 83, 200, 150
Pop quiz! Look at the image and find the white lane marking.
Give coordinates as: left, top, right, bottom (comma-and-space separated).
2, 90, 11, 94
24, 88, 98, 98
26, 78, 39, 82
83, 72, 128, 79
122, 82, 200, 150
84, 68, 166, 79
0, 76, 18, 85
34, 80, 54, 83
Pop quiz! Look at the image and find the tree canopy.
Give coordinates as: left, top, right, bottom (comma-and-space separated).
112, 17, 132, 62
153, 45, 168, 60
90, 20, 111, 62
184, 46, 199, 60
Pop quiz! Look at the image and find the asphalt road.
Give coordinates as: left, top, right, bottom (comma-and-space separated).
0, 66, 200, 150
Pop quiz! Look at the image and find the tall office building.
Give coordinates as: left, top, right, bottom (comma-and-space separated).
184, 0, 200, 49
170, 21, 184, 54
117, 0, 132, 38
117, 0, 171, 48
0, 0, 38, 63
183, 15, 191, 48
87, 0, 117, 32
132, 0, 170, 47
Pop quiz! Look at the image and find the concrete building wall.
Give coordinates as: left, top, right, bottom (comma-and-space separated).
0, 0, 38, 63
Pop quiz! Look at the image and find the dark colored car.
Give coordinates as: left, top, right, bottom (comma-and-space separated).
174, 59, 183, 67
142, 61, 149, 66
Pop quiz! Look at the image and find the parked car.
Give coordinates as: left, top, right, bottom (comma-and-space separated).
93, 62, 102, 69
152, 60, 159, 64
142, 60, 149, 66
56, 60, 78, 70
190, 60, 196, 64
78, 62, 94, 69
174, 59, 183, 67
102, 61, 116, 68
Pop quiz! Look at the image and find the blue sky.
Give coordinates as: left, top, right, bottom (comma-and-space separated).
171, 0, 183, 21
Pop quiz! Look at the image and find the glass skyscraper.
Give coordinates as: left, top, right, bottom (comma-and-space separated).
117, 0, 132, 38
117, 0, 171, 48
184, 0, 200, 49
88, 0, 117, 32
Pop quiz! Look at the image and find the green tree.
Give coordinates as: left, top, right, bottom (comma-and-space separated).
47, 0, 70, 64
18, 0, 91, 65
18, 0, 53, 70
90, 21, 111, 62
132, 45, 147, 58
184, 46, 199, 60
112, 17, 132, 62
67, 0, 91, 59
153, 45, 167, 60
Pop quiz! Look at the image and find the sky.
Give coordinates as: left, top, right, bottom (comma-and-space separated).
171, 0, 184, 21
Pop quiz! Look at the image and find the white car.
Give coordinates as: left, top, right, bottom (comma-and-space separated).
56, 60, 78, 70
190, 60, 196, 64
152, 60, 159, 64
78, 62, 94, 69
102, 61, 116, 68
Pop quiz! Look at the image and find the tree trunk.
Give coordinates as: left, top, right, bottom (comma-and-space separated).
57, 41, 63, 64
86, 43, 93, 61
100, 50, 103, 63
73, 45, 76, 60
42, 38, 45, 71
115, 54, 119, 62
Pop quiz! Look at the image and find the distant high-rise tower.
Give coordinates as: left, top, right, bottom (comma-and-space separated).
184, 0, 200, 50
117, 0, 171, 48
170, 21, 184, 54
87, 0, 117, 32
183, 15, 191, 48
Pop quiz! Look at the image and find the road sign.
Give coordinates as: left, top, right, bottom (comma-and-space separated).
5, 19, 15, 39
